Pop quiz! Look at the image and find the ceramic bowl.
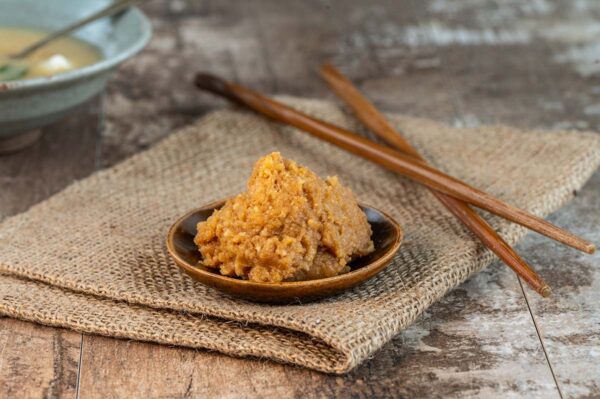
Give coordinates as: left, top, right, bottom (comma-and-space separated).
167, 199, 403, 304
0, 0, 152, 152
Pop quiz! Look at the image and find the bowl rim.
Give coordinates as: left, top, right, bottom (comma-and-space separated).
0, 6, 152, 92
166, 199, 403, 292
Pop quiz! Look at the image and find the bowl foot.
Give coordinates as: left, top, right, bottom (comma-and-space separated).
0, 129, 43, 154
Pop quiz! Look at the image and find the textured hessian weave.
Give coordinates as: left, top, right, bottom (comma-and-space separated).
0, 98, 599, 373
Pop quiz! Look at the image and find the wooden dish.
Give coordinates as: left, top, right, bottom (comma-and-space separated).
166, 199, 403, 304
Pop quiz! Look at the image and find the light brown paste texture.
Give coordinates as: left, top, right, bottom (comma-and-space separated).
195, 152, 374, 282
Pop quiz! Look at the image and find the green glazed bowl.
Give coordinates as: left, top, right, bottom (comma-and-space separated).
0, 0, 152, 152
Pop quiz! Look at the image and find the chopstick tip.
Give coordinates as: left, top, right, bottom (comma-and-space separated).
540, 285, 552, 298
585, 243, 596, 254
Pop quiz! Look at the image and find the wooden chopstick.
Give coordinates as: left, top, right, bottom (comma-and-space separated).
319, 63, 551, 297
194, 73, 596, 255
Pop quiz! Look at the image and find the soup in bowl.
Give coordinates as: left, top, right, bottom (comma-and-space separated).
0, 27, 103, 81
0, 0, 151, 152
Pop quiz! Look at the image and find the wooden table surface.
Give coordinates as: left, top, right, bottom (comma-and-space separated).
1, 1, 599, 398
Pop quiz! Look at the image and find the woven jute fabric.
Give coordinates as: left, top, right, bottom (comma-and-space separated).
1, 97, 599, 373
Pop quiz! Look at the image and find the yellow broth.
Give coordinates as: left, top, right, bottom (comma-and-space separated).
0, 26, 102, 79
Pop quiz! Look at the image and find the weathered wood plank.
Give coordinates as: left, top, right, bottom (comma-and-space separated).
0, 318, 81, 399
0, 99, 102, 398
417, 1, 600, 397
520, 173, 600, 398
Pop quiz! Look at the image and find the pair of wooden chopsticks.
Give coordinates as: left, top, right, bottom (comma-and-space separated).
194, 68, 595, 297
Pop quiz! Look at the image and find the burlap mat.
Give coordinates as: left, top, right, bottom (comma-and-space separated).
1, 97, 599, 374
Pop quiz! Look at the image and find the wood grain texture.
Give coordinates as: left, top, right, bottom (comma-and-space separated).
412, 1, 600, 396
1, 0, 599, 398
522, 173, 600, 398
0, 319, 81, 399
